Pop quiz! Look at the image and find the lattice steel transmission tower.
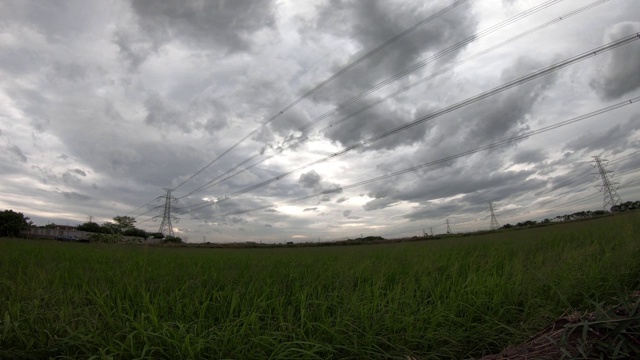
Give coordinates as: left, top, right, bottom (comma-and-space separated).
489, 202, 500, 230
591, 156, 622, 211
156, 188, 178, 236
445, 219, 452, 234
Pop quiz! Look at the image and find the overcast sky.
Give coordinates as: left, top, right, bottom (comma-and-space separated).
1, 0, 640, 243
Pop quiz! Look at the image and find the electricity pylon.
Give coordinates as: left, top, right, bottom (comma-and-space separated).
446, 219, 452, 234
591, 156, 621, 211
156, 188, 178, 236
489, 202, 500, 230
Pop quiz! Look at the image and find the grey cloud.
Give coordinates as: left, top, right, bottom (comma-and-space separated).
144, 92, 230, 134
564, 116, 640, 154
336, 197, 348, 203
403, 201, 473, 221
70, 168, 87, 176
363, 197, 399, 211
462, 57, 557, 145
313, 0, 476, 81
307, 1, 477, 151
144, 94, 183, 130
264, 224, 273, 227
299, 170, 321, 189
60, 191, 91, 201
591, 22, 640, 100
0, 0, 98, 41
8, 145, 27, 163
512, 149, 547, 165
324, 53, 555, 154
343, 210, 351, 217
303, 207, 318, 212
61, 169, 87, 184
128, 0, 276, 53
47, 62, 87, 83
113, 29, 157, 70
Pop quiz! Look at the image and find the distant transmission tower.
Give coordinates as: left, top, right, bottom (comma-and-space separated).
489, 202, 500, 230
446, 219, 452, 234
591, 156, 622, 211
156, 188, 178, 236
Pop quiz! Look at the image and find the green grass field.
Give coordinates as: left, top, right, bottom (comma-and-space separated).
1, 212, 639, 359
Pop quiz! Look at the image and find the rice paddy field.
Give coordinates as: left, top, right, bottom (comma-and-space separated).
1, 212, 639, 359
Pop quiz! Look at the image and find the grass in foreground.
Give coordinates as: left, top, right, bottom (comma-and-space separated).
1, 212, 639, 359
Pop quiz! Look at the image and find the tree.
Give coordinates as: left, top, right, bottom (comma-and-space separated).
163, 235, 183, 244
112, 216, 136, 233
100, 222, 120, 234
0, 210, 30, 237
100, 216, 137, 235
123, 227, 148, 239
77, 221, 101, 233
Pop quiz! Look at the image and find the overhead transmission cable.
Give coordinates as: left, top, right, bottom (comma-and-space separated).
182, 34, 640, 213
171, 0, 471, 192
512, 158, 640, 216
178, 0, 608, 199
505, 150, 640, 211
188, 95, 640, 218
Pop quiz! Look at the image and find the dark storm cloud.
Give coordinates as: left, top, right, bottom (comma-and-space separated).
324, 50, 556, 153
591, 22, 640, 100
8, 145, 27, 163
462, 57, 558, 144
302, 0, 477, 150
564, 116, 640, 154
313, 0, 476, 81
127, 0, 275, 53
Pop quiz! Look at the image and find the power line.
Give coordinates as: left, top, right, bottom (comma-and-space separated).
179, 0, 603, 199
182, 34, 640, 213
171, 0, 471, 191
316, 0, 609, 134
296, 0, 573, 134
189, 95, 640, 219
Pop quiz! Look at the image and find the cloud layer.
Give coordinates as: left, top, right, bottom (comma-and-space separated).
1, 0, 639, 242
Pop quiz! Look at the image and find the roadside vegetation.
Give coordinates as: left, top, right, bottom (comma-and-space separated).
1, 212, 639, 359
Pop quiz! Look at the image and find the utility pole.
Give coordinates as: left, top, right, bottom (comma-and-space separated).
156, 188, 178, 236
489, 202, 500, 230
591, 156, 622, 211
446, 219, 452, 234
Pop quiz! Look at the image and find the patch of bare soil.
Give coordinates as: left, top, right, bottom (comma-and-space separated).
471, 292, 640, 360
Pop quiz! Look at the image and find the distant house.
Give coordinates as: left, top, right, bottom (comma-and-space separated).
27, 225, 88, 240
